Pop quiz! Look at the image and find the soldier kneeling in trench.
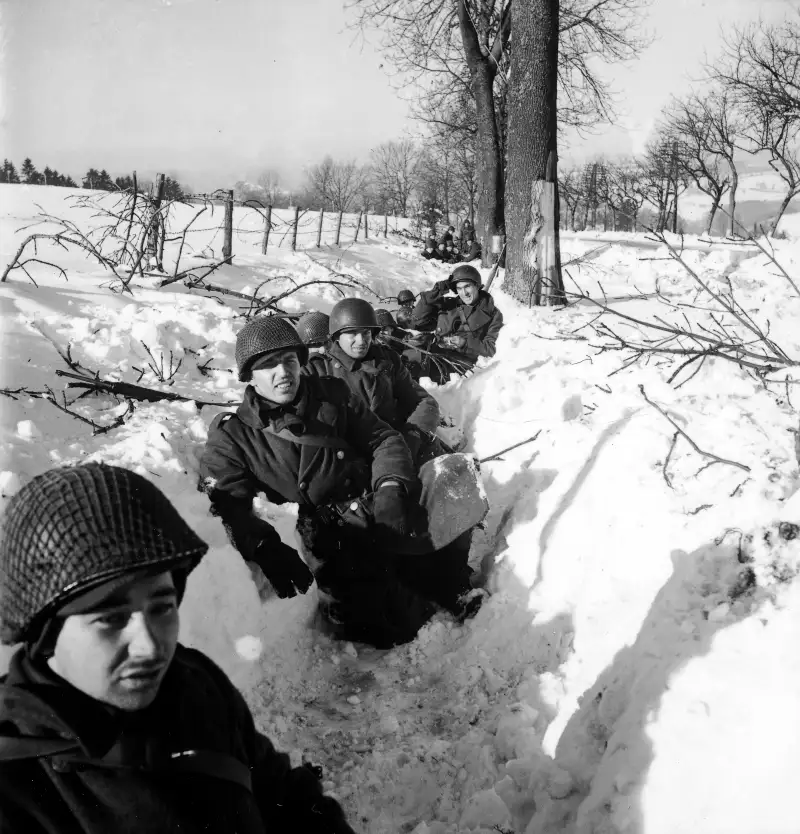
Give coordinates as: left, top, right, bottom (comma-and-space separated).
200, 316, 488, 649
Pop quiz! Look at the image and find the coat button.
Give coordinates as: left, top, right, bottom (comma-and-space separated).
334, 362, 341, 369
299, 481, 307, 491
350, 502, 358, 512
336, 451, 344, 459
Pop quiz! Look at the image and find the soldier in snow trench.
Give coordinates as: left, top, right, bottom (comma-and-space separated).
411, 264, 504, 374
296, 310, 330, 355
0, 462, 357, 834
199, 316, 488, 649
304, 298, 445, 468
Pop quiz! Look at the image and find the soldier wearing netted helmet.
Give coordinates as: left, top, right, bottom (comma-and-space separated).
0, 462, 356, 834
296, 310, 330, 353
200, 315, 484, 648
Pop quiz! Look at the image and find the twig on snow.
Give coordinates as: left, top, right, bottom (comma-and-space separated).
640, 385, 750, 474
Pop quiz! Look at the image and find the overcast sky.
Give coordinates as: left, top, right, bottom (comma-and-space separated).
0, 0, 795, 191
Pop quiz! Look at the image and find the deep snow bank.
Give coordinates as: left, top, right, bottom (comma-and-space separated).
1, 185, 799, 833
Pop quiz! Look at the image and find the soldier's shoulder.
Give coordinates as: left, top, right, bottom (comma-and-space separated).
208, 409, 239, 433
307, 373, 351, 404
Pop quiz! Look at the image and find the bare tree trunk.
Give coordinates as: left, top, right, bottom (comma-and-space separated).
504, 0, 563, 307
457, 1, 505, 268
316, 209, 324, 247
705, 195, 721, 236
771, 189, 795, 236
727, 163, 738, 237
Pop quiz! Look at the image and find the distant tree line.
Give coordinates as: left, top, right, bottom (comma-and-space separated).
1, 158, 190, 200
1, 158, 78, 187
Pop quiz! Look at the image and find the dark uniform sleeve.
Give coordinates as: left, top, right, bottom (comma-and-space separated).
199, 414, 283, 563
390, 353, 440, 434
193, 648, 355, 832
341, 392, 417, 493
411, 282, 450, 332
464, 305, 504, 359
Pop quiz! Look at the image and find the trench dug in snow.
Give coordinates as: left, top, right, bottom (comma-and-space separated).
2, 186, 799, 834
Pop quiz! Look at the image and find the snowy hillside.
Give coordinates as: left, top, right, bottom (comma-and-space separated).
1, 184, 799, 834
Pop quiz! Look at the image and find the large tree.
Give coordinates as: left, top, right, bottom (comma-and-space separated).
504, 0, 563, 306
350, 0, 649, 264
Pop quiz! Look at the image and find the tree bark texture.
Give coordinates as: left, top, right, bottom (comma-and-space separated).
727, 164, 738, 237
456, 1, 505, 268
504, 0, 564, 307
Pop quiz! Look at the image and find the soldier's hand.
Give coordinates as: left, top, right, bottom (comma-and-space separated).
447, 334, 467, 349
435, 278, 454, 294
372, 482, 410, 539
402, 426, 425, 460
253, 540, 314, 599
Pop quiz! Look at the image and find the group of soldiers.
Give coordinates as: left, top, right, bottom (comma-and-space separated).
421, 220, 482, 264
0, 256, 504, 834
309, 264, 504, 386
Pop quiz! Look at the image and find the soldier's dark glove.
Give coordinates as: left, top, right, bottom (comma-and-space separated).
372, 482, 410, 539
434, 278, 454, 295
402, 426, 425, 460
254, 539, 314, 599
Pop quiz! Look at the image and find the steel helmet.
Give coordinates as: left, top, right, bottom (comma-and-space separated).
235, 315, 309, 382
396, 308, 413, 329
397, 289, 415, 306
451, 264, 482, 288
0, 463, 208, 645
329, 298, 379, 339
296, 311, 330, 347
375, 309, 396, 328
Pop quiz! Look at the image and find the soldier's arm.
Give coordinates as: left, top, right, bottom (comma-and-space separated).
464, 305, 504, 359
392, 355, 440, 434
199, 416, 283, 562
411, 281, 452, 331
342, 393, 417, 492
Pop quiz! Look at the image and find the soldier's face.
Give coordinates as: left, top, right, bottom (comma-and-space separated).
48, 572, 179, 711
251, 349, 301, 404
456, 281, 479, 305
338, 328, 372, 359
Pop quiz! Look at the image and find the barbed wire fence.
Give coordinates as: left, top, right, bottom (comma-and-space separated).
183, 188, 408, 263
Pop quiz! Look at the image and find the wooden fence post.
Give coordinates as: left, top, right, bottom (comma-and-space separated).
222, 190, 234, 263
316, 208, 324, 248
291, 206, 300, 251
261, 205, 272, 254
146, 173, 166, 269
335, 211, 343, 246
354, 210, 362, 242
383, 214, 388, 238
363, 209, 369, 239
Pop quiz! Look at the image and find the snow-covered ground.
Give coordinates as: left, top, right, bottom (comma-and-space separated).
1, 184, 799, 834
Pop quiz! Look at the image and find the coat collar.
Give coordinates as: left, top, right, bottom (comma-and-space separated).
327, 342, 382, 373
236, 381, 309, 432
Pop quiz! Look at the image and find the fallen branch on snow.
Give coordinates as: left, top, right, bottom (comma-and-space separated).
640, 385, 751, 477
